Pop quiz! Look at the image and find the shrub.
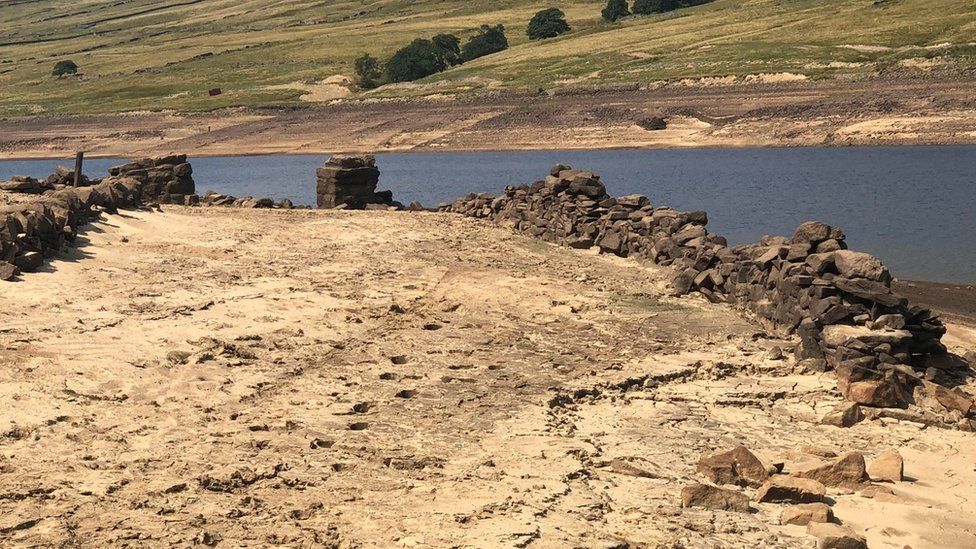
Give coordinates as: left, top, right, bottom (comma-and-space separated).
431, 33, 462, 68
601, 0, 630, 22
386, 39, 444, 83
52, 60, 78, 78
354, 53, 383, 89
632, 0, 680, 14
527, 8, 571, 40
461, 24, 509, 62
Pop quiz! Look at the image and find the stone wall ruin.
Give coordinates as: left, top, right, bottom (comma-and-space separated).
439, 164, 974, 429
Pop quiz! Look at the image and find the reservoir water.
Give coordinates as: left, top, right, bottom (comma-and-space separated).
2, 146, 974, 283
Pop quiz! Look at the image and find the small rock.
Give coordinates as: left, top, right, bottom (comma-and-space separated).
820, 402, 864, 428
757, 476, 825, 504
780, 502, 833, 526
0, 261, 19, 281
806, 522, 867, 549
680, 483, 750, 512
166, 350, 192, 365
867, 449, 903, 483
766, 346, 784, 360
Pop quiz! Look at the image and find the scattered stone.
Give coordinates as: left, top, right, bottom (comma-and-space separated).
696, 446, 769, 488
756, 476, 825, 504
780, 502, 833, 526
680, 483, 750, 512
806, 523, 867, 549
867, 449, 904, 483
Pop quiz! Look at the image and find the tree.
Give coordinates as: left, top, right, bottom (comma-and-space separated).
601, 0, 630, 22
632, 0, 680, 14
461, 24, 509, 62
386, 39, 445, 83
431, 33, 462, 68
354, 53, 383, 89
527, 8, 571, 40
52, 60, 78, 78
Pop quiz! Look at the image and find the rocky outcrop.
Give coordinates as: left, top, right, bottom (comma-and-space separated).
316, 155, 401, 210
440, 164, 973, 428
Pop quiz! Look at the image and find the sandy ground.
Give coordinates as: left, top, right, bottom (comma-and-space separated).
2, 76, 975, 159
1, 208, 975, 548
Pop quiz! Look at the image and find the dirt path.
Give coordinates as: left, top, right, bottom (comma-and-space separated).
2, 76, 975, 159
1, 208, 975, 547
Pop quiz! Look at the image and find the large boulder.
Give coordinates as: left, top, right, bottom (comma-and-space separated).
867, 449, 904, 483
756, 476, 825, 504
833, 250, 891, 283
680, 483, 750, 512
696, 446, 769, 488
794, 452, 867, 487
792, 221, 845, 245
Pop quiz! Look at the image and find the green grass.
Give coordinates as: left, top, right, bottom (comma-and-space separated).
0, 0, 973, 116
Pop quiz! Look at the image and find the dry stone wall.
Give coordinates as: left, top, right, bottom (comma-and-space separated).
439, 165, 973, 429
1, 175, 144, 280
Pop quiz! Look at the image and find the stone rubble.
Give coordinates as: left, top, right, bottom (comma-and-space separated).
439, 164, 974, 427
109, 153, 196, 204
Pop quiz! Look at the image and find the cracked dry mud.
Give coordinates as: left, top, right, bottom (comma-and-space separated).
1, 208, 974, 548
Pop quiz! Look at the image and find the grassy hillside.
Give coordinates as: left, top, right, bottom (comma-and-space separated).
0, 0, 974, 115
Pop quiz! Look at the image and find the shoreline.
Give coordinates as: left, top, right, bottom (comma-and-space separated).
4, 141, 976, 162
2, 76, 975, 160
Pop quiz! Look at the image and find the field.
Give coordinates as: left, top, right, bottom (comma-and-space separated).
1, 0, 974, 115
1, 206, 975, 546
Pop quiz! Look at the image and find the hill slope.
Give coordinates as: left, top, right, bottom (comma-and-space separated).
0, 0, 974, 115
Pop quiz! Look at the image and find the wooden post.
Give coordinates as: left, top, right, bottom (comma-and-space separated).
73, 151, 84, 187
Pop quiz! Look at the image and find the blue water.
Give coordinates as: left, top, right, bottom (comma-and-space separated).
2, 146, 974, 283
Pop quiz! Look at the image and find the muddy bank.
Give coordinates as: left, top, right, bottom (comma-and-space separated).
2, 75, 975, 159
896, 280, 976, 327
1, 206, 975, 547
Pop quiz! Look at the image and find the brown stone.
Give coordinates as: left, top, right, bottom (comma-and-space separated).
867, 449, 904, 483
780, 502, 833, 526
696, 446, 769, 488
794, 452, 867, 487
820, 402, 864, 428
0, 261, 18, 281
792, 221, 844, 245
806, 523, 867, 549
680, 483, 750, 512
757, 476, 825, 504
847, 378, 908, 408
833, 250, 891, 283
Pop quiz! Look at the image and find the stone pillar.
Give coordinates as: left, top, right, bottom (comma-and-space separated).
316, 155, 380, 209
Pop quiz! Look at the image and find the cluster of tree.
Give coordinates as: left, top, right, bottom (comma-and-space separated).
527, 8, 570, 40
356, 24, 509, 88
603, 0, 713, 21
